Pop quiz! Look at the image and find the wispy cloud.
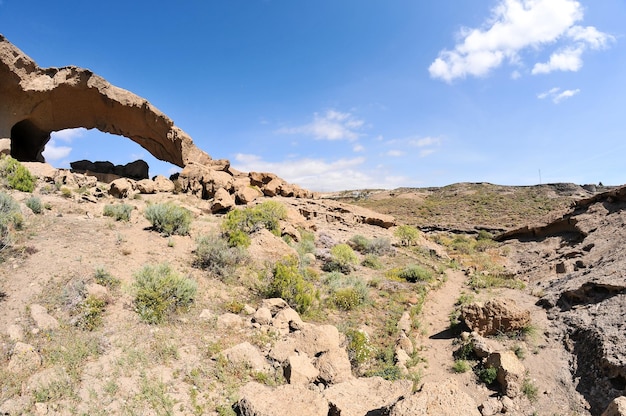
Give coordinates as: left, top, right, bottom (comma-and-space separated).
386, 150, 405, 157
50, 127, 85, 142
408, 136, 442, 157
42, 139, 72, 161
232, 153, 410, 191
429, 0, 614, 82
537, 87, 580, 103
276, 110, 364, 141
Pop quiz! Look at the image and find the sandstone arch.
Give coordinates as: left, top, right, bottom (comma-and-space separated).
0, 34, 210, 167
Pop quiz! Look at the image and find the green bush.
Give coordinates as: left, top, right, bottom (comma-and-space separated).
324, 243, 359, 273
25, 196, 43, 214
394, 225, 419, 247
94, 267, 120, 288
222, 200, 288, 246
345, 329, 374, 367
75, 296, 107, 331
477, 366, 498, 385
0, 192, 23, 251
361, 254, 383, 269
103, 203, 133, 221
398, 264, 433, 283
0, 156, 36, 192
133, 263, 197, 324
267, 256, 317, 314
194, 234, 248, 278
452, 359, 471, 373
144, 203, 192, 236
349, 235, 370, 252
325, 272, 368, 310
349, 235, 392, 255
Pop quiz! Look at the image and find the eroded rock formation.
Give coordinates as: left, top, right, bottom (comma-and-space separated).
0, 34, 210, 167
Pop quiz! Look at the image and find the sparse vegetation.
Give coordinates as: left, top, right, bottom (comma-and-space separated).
0, 192, 23, 252
522, 378, 539, 402
133, 263, 197, 323
103, 203, 133, 221
25, 196, 43, 214
144, 203, 192, 236
394, 225, 419, 246
452, 359, 471, 373
324, 272, 369, 310
397, 264, 434, 283
194, 233, 248, 278
222, 200, 287, 247
94, 267, 120, 288
0, 155, 36, 192
266, 256, 317, 314
345, 329, 375, 367
323, 243, 359, 273
477, 365, 498, 385
362, 254, 383, 269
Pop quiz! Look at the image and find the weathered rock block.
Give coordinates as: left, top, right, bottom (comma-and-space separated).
237, 382, 328, 416
486, 351, 526, 398
461, 298, 531, 336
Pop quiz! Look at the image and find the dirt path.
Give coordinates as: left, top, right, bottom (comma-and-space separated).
417, 268, 468, 383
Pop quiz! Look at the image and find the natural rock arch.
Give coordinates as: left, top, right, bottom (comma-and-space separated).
0, 34, 210, 167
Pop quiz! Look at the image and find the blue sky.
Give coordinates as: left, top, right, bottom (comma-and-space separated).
1, 0, 625, 191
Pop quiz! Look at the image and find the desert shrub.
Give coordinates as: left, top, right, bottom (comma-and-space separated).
452, 359, 471, 373
468, 273, 525, 290
349, 235, 370, 252
361, 254, 383, 269
144, 203, 192, 236
103, 203, 133, 221
0, 192, 23, 251
94, 267, 120, 288
25, 196, 43, 214
194, 234, 248, 278
345, 329, 375, 367
394, 225, 419, 246
75, 295, 107, 331
222, 200, 288, 246
349, 235, 392, 255
266, 256, 317, 314
324, 243, 359, 273
477, 366, 498, 385
60, 187, 73, 198
0, 155, 36, 192
325, 272, 369, 310
522, 378, 538, 402
133, 263, 197, 324
398, 264, 433, 283
367, 237, 392, 255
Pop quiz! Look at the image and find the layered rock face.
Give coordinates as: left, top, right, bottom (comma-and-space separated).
500, 186, 626, 415
0, 34, 210, 167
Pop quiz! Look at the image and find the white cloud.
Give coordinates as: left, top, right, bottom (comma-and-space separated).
353, 144, 365, 152
42, 139, 72, 161
531, 46, 583, 74
232, 153, 409, 191
50, 127, 85, 143
276, 110, 364, 141
386, 150, 405, 157
537, 87, 580, 103
429, 0, 613, 82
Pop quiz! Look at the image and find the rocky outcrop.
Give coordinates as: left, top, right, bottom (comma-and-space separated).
71, 159, 149, 181
0, 34, 210, 167
602, 397, 626, 416
502, 185, 626, 414
461, 298, 531, 336
237, 382, 329, 416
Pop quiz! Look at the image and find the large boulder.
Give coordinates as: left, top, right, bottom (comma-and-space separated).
485, 351, 526, 398
461, 298, 531, 336
603, 397, 626, 416
324, 377, 413, 416
388, 378, 480, 416
237, 382, 328, 416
